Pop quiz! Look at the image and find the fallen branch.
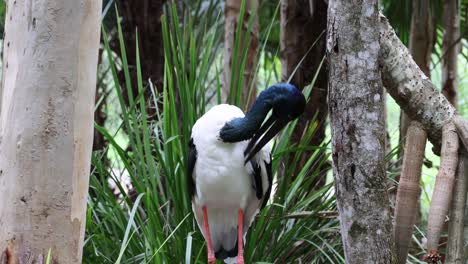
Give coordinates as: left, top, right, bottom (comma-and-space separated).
394, 121, 427, 263
446, 150, 467, 264
426, 122, 459, 258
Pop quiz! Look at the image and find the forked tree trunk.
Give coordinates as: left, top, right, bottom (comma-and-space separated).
327, 1, 396, 262
224, 0, 259, 110
441, 0, 460, 107
400, 0, 434, 150
280, 0, 328, 180
0, 0, 102, 263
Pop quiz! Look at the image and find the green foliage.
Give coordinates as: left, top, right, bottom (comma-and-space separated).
82, 1, 468, 263
0, 1, 5, 34
84, 1, 341, 263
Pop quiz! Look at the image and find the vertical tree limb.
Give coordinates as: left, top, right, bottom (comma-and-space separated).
394, 121, 427, 263
426, 122, 459, 259
454, 115, 468, 152
441, 0, 460, 107
327, 1, 396, 262
446, 150, 467, 264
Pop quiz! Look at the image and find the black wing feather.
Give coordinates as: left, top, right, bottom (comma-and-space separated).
249, 153, 273, 210
250, 160, 263, 200
187, 138, 197, 198
260, 154, 273, 210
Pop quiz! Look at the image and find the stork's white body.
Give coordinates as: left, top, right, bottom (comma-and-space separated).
190, 104, 271, 262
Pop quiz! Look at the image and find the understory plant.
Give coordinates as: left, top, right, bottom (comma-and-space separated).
83, 1, 342, 263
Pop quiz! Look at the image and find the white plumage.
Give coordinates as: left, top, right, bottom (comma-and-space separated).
189, 104, 272, 263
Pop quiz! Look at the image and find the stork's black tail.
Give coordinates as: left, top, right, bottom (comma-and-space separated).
215, 241, 238, 260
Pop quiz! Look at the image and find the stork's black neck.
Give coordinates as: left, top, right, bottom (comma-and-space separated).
219, 83, 303, 142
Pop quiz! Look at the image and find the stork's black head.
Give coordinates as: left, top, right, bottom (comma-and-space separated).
268, 83, 306, 121
219, 83, 306, 162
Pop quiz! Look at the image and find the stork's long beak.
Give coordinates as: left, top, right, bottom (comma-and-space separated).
244, 116, 288, 163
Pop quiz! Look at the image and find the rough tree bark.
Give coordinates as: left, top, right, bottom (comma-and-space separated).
394, 121, 427, 263
378, 15, 468, 261
441, 0, 460, 107
446, 150, 467, 264
280, 0, 328, 180
224, 0, 259, 110
0, 0, 102, 263
379, 15, 457, 153
394, 0, 436, 263
327, 1, 396, 262
400, 0, 434, 149
377, 11, 468, 261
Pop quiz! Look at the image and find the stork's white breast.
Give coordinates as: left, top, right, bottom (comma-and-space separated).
191, 104, 254, 209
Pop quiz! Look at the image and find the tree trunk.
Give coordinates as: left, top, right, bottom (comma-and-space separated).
117, 0, 165, 115
224, 0, 259, 110
280, 0, 328, 181
441, 0, 460, 107
327, 1, 396, 262
0, 0, 102, 263
400, 0, 434, 150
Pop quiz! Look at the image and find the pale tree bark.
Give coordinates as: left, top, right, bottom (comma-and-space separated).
446, 150, 467, 264
400, 0, 434, 149
224, 0, 259, 110
280, 0, 328, 180
327, 1, 396, 262
394, 121, 427, 263
394, 0, 436, 263
425, 123, 459, 260
379, 15, 457, 153
454, 115, 468, 154
441, 0, 460, 107
0, 0, 102, 263
380, 15, 468, 152
378, 16, 468, 261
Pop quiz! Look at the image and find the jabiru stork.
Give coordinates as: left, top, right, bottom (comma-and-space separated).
187, 83, 306, 264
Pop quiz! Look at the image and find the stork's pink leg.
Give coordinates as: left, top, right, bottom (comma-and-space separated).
202, 206, 216, 264
237, 209, 245, 264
